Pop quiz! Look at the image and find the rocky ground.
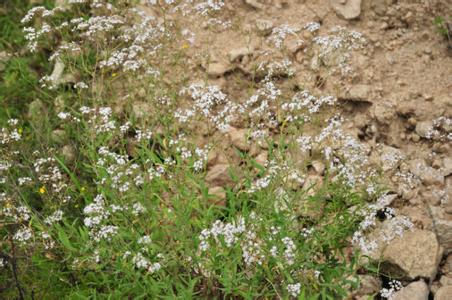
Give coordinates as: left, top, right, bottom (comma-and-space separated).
140, 0, 452, 298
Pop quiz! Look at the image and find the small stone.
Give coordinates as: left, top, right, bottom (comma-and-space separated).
61, 145, 76, 163
408, 117, 417, 127
331, 0, 362, 20
255, 19, 273, 35
206, 164, 234, 187
207, 62, 231, 77
245, 0, 265, 10
255, 152, 268, 166
435, 286, 452, 300
424, 94, 434, 101
208, 186, 227, 206
302, 175, 322, 195
340, 84, 371, 102
411, 134, 421, 142
228, 47, 254, 63
381, 229, 441, 280
443, 157, 452, 177
311, 160, 326, 175
392, 280, 429, 300
284, 38, 305, 55
51, 129, 67, 144
356, 275, 381, 296
409, 159, 444, 186
28, 99, 45, 122
371, 0, 388, 16
50, 59, 65, 86
380, 145, 404, 172
415, 120, 434, 138
227, 127, 249, 151
439, 275, 452, 286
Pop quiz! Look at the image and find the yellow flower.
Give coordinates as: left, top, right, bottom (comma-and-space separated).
80, 186, 86, 192
181, 43, 189, 49
18, 128, 23, 134
112, 73, 117, 77
39, 186, 46, 194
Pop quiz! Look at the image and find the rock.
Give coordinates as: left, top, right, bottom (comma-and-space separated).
61, 145, 76, 163
331, 0, 362, 20
51, 129, 67, 144
356, 275, 381, 296
444, 253, 452, 274
50, 59, 65, 86
400, 206, 432, 230
311, 160, 326, 175
255, 152, 268, 166
302, 175, 322, 195
245, 0, 265, 10
208, 186, 227, 206
381, 229, 441, 280
435, 286, 452, 300
284, 38, 305, 55
206, 164, 234, 187
443, 157, 452, 177
439, 275, 452, 286
380, 145, 404, 172
415, 120, 434, 139
409, 159, 444, 186
339, 84, 371, 102
371, 0, 389, 16
392, 280, 429, 300
255, 19, 273, 35
430, 206, 452, 253
207, 150, 228, 167
28, 99, 45, 124
228, 47, 255, 62
227, 127, 250, 151
207, 62, 231, 77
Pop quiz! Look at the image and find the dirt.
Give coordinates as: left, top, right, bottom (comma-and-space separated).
148, 0, 452, 295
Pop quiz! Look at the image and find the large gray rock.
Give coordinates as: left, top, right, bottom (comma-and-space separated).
392, 280, 429, 300
331, 0, 362, 20
381, 229, 441, 280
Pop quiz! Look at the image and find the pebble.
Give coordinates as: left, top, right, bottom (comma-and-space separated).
207, 62, 231, 77
331, 0, 362, 20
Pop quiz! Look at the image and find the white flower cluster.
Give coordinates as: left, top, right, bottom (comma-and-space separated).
131, 252, 161, 273
287, 282, 301, 298
380, 280, 402, 299
1, 119, 22, 145
268, 24, 298, 49
198, 217, 246, 251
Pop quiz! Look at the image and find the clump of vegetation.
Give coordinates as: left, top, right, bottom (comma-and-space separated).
434, 15, 451, 51
0, 1, 411, 298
